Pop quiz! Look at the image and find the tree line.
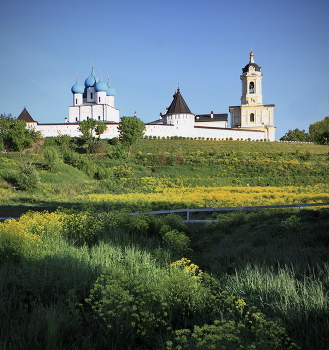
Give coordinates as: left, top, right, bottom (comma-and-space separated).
280, 116, 329, 144
0, 114, 146, 154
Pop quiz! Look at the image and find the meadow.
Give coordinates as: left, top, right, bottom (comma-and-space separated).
0, 137, 328, 349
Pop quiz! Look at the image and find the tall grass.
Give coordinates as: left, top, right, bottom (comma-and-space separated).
0, 209, 309, 350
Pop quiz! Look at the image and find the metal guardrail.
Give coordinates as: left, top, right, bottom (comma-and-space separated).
130, 202, 329, 222
1, 203, 329, 223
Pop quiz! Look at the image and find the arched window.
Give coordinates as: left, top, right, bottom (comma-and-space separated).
250, 113, 255, 122
98, 116, 101, 120
90, 92, 93, 99
99, 97, 101, 103
249, 82, 254, 93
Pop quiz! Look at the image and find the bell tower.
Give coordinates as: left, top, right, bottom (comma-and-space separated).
240, 51, 263, 105
229, 52, 276, 141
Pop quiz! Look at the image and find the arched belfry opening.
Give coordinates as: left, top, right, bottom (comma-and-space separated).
249, 82, 254, 93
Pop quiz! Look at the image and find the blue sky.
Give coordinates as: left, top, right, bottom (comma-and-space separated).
1, 0, 328, 139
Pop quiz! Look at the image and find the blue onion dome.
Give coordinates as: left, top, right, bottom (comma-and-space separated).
85, 66, 97, 87
106, 78, 116, 96
71, 76, 84, 94
95, 75, 108, 92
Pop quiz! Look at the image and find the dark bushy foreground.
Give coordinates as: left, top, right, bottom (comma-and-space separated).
1, 208, 329, 349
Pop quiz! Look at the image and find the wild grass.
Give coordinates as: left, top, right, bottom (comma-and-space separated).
0, 208, 328, 349
0, 139, 328, 349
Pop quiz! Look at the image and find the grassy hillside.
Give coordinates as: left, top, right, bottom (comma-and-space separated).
0, 138, 328, 349
0, 138, 328, 216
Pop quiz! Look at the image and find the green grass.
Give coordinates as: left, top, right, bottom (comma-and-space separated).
0, 208, 329, 349
0, 138, 329, 349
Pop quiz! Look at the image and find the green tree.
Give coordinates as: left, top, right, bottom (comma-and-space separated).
118, 116, 145, 155
280, 128, 310, 142
0, 114, 42, 152
78, 119, 98, 141
78, 119, 107, 141
95, 122, 107, 138
309, 116, 329, 144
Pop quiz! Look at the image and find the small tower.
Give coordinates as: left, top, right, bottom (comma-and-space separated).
229, 52, 276, 141
163, 87, 195, 136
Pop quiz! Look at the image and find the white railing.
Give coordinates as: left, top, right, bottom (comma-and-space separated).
129, 202, 329, 223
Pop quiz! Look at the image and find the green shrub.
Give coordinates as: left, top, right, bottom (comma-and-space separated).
163, 229, 192, 258
63, 150, 96, 176
281, 215, 301, 232
108, 144, 127, 160
16, 161, 40, 190
86, 139, 107, 154
54, 134, 72, 149
62, 211, 106, 246
43, 147, 59, 172
94, 166, 112, 180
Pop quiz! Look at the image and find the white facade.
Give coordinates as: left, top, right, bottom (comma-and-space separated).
28, 52, 276, 141
69, 67, 119, 123
34, 122, 267, 141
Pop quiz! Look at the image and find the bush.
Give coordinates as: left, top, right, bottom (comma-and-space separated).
53, 134, 72, 149
63, 150, 96, 176
0, 218, 44, 262
163, 229, 192, 258
94, 166, 112, 180
16, 161, 40, 190
108, 144, 127, 160
108, 137, 119, 145
86, 139, 107, 154
62, 211, 106, 246
43, 147, 59, 172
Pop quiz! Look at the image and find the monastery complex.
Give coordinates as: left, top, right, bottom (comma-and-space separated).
18, 52, 276, 141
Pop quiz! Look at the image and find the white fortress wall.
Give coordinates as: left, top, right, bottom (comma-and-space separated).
35, 123, 268, 140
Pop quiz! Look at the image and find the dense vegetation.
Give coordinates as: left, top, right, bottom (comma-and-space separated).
0, 114, 42, 152
0, 137, 328, 349
280, 115, 329, 144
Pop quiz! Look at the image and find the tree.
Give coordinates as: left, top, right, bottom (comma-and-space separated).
280, 128, 310, 142
78, 119, 98, 141
0, 114, 42, 152
78, 119, 107, 141
95, 123, 107, 138
309, 116, 329, 144
118, 117, 145, 155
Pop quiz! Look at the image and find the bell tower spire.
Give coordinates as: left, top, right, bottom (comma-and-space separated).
240, 51, 263, 105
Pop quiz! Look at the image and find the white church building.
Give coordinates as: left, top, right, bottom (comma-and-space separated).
69, 66, 119, 124
19, 52, 276, 141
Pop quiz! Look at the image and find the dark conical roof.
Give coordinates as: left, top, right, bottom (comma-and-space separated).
17, 108, 36, 122
166, 88, 192, 115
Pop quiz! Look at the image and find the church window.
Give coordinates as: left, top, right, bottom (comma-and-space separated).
75, 98, 77, 104
99, 97, 101, 103
90, 92, 93, 99
98, 116, 101, 120
76, 117, 78, 121
250, 113, 255, 122
249, 82, 254, 93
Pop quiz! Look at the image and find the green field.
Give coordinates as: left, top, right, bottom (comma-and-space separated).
0, 138, 328, 349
